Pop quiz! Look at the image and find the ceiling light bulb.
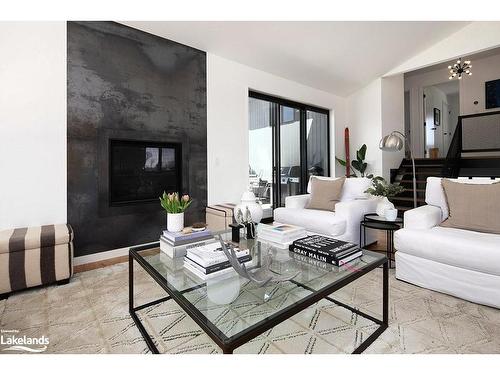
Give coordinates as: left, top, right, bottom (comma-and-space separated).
468, 64, 471, 68
449, 76, 453, 80
457, 59, 461, 63
458, 76, 462, 80
465, 60, 470, 64
448, 65, 452, 69
469, 72, 472, 75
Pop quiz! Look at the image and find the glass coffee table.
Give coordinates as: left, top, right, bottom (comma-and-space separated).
129, 230, 388, 354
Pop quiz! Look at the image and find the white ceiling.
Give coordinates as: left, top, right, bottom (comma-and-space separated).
121, 21, 469, 97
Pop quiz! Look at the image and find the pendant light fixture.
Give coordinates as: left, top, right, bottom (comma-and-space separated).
448, 58, 472, 80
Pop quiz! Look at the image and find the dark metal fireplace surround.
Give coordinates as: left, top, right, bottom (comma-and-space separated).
67, 21, 207, 257
109, 139, 182, 206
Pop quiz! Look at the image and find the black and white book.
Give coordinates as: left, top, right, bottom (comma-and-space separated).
184, 258, 253, 280
186, 241, 249, 268
160, 233, 214, 247
185, 254, 252, 274
290, 246, 362, 266
291, 236, 358, 257
159, 237, 217, 258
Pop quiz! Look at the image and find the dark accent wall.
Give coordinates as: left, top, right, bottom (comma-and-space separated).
67, 22, 207, 256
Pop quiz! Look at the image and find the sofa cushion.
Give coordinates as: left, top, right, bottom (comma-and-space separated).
0, 224, 73, 254
306, 176, 345, 211
395, 226, 500, 276
441, 179, 500, 234
273, 207, 346, 237
306, 176, 371, 201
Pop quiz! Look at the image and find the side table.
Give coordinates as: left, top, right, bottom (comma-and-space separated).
360, 213, 403, 268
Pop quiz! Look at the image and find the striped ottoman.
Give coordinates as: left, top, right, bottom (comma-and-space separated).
0, 224, 73, 299
205, 203, 236, 231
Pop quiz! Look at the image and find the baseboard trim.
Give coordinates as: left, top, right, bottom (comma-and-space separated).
73, 241, 157, 266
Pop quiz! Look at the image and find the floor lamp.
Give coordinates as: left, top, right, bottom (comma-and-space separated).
379, 131, 417, 208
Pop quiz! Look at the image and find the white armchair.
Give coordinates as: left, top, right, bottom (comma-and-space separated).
273, 177, 377, 245
394, 177, 500, 308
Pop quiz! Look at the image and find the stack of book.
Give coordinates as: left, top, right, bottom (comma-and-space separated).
160, 229, 214, 258
289, 235, 362, 266
258, 223, 307, 249
184, 242, 252, 280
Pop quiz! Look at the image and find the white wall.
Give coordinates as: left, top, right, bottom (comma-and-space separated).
381, 75, 405, 179
461, 53, 500, 114
0, 22, 67, 230
346, 79, 383, 178
346, 75, 404, 181
207, 53, 347, 205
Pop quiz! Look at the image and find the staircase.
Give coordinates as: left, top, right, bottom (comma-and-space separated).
390, 110, 500, 217
389, 158, 445, 216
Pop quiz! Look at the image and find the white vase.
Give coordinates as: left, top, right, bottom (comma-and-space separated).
376, 197, 395, 218
385, 208, 398, 221
234, 188, 263, 224
167, 212, 184, 232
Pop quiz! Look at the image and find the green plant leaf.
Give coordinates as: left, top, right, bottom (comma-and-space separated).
357, 144, 367, 161
335, 157, 347, 167
351, 159, 362, 172
359, 162, 367, 174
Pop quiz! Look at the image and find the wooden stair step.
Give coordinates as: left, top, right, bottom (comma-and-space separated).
402, 164, 444, 168
400, 180, 427, 184
391, 196, 425, 202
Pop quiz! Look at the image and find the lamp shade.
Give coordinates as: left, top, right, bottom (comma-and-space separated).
379, 133, 404, 152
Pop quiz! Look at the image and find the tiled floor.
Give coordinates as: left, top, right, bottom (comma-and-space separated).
1, 261, 500, 354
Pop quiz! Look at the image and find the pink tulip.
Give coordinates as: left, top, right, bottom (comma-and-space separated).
181, 194, 190, 202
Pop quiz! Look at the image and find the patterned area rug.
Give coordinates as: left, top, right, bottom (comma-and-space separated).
1, 261, 500, 354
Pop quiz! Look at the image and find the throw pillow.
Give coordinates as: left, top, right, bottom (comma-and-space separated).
306, 176, 345, 211
440, 179, 500, 234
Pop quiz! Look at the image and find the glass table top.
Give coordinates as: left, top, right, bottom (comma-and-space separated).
132, 230, 386, 342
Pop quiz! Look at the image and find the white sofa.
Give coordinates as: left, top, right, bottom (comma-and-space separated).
395, 177, 500, 308
273, 177, 377, 245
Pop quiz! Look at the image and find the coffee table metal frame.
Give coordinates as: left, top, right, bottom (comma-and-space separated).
129, 242, 388, 354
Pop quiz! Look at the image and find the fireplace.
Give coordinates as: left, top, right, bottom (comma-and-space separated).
109, 139, 182, 206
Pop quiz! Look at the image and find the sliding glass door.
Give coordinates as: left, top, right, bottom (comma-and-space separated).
248, 91, 330, 208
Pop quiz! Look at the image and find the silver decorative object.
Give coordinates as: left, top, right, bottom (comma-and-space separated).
234, 207, 256, 239
218, 235, 299, 287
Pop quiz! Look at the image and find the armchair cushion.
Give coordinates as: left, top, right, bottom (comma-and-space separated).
306, 176, 345, 211
284, 194, 310, 209
403, 205, 442, 230
335, 198, 378, 224
395, 227, 500, 276
273, 208, 346, 237
440, 179, 500, 234
425, 176, 499, 220
306, 176, 371, 202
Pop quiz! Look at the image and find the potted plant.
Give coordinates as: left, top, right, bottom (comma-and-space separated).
159, 192, 193, 232
335, 144, 373, 178
364, 177, 404, 217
